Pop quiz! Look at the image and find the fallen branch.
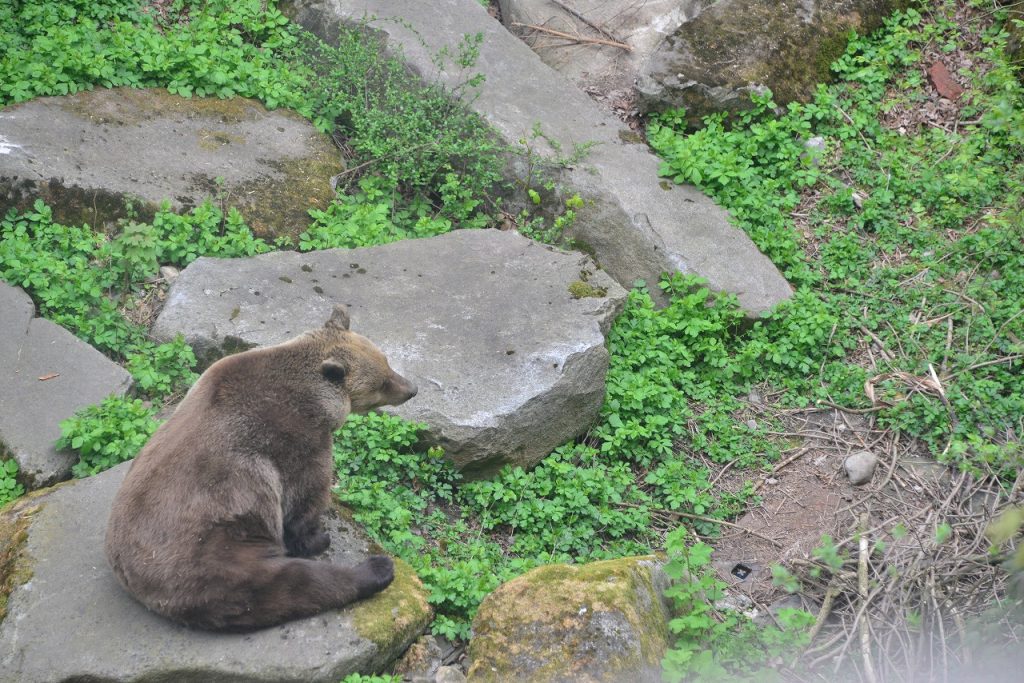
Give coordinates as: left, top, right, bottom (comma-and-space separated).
511, 22, 632, 51
806, 580, 840, 645
858, 514, 879, 683
753, 447, 811, 493
616, 501, 783, 547
548, 0, 628, 45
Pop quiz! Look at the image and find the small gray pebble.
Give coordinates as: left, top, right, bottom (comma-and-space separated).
845, 450, 878, 485
435, 665, 467, 683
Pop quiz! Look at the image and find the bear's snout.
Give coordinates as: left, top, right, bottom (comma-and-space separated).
392, 374, 417, 404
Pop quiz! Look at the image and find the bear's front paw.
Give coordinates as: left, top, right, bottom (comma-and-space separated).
354, 555, 395, 598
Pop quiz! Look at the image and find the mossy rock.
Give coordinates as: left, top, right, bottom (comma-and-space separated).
0, 463, 433, 682
0, 87, 341, 240
467, 555, 672, 682
0, 496, 41, 625
637, 0, 913, 123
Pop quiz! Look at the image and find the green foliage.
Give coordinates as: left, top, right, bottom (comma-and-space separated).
0, 200, 271, 397
0, 459, 25, 507
340, 675, 401, 683
298, 178, 454, 251
661, 528, 814, 682
57, 395, 160, 477
335, 276, 776, 635
987, 506, 1024, 573
515, 193, 584, 245
110, 221, 159, 294
649, 3, 1024, 479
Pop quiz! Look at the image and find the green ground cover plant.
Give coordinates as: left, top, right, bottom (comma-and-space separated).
648, 1, 1023, 481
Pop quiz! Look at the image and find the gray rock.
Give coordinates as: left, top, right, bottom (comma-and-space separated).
281, 0, 792, 317
395, 634, 444, 680
0, 281, 133, 487
802, 136, 828, 165
152, 229, 625, 479
754, 593, 817, 627
434, 665, 468, 683
467, 556, 672, 682
497, 0, 711, 102
714, 591, 755, 614
844, 450, 878, 485
0, 88, 341, 240
637, 0, 908, 123
159, 265, 181, 282
0, 462, 432, 682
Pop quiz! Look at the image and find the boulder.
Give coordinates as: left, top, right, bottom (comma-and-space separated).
152, 229, 625, 479
497, 0, 711, 102
281, 0, 792, 317
0, 281, 133, 488
0, 88, 341, 240
467, 556, 672, 682
636, 0, 911, 124
0, 462, 432, 682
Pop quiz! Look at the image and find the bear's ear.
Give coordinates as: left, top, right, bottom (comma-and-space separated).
321, 358, 348, 383
325, 305, 351, 331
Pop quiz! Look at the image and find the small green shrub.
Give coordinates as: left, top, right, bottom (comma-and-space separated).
57, 395, 161, 478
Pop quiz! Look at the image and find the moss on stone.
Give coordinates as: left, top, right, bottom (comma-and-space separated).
467, 556, 670, 682
58, 88, 268, 126
648, 1, 910, 124
568, 280, 608, 299
196, 128, 247, 151
199, 144, 341, 241
0, 497, 42, 624
351, 558, 432, 653
55, 87, 342, 240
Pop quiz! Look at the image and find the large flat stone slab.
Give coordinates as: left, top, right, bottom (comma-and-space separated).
152, 229, 625, 478
0, 462, 432, 682
282, 0, 792, 316
0, 281, 133, 487
0, 88, 341, 239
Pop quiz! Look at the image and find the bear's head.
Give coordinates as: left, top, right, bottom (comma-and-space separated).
315, 306, 417, 418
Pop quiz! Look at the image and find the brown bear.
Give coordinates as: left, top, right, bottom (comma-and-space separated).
105, 306, 417, 632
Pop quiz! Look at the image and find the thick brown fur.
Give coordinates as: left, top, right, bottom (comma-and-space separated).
105, 306, 417, 632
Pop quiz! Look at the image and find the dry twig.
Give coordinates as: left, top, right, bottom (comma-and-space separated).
511, 22, 632, 51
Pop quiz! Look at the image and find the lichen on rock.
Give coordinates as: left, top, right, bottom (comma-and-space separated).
352, 558, 434, 668
0, 87, 342, 239
0, 498, 38, 624
637, 0, 913, 123
467, 555, 673, 682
